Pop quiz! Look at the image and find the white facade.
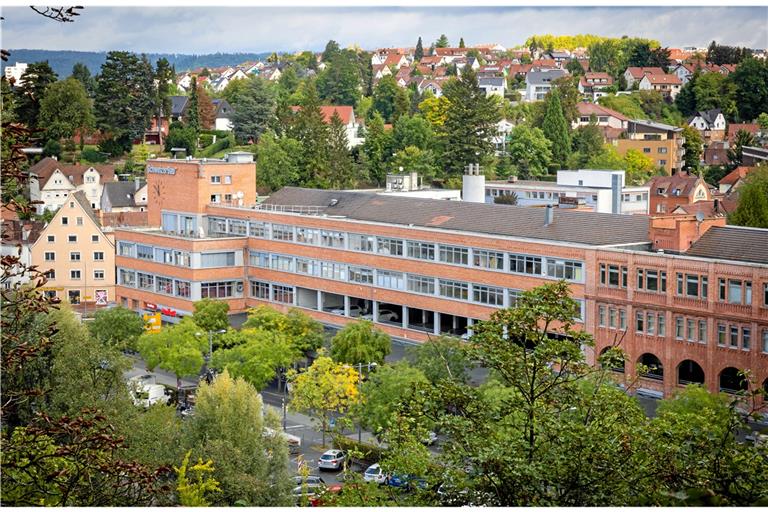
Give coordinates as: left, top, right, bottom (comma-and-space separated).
4, 62, 28, 85
688, 112, 726, 131
36, 167, 112, 212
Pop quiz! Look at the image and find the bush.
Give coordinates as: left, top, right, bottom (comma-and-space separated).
81, 148, 108, 163
200, 129, 231, 139
198, 133, 215, 148
98, 137, 129, 158
200, 133, 235, 157
43, 139, 62, 159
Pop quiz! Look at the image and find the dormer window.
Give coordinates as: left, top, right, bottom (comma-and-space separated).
657, 188, 665, 194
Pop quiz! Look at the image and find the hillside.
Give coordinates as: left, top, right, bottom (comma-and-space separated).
1, 49, 273, 77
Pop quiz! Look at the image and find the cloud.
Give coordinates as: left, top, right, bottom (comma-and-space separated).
2, 6, 766, 54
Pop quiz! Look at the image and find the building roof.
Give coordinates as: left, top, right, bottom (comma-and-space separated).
103, 181, 138, 208
478, 77, 505, 87
526, 69, 567, 85
289, 105, 355, 125
576, 102, 629, 122
171, 95, 189, 116
29, 157, 116, 188
71, 190, 100, 227
669, 200, 725, 218
211, 98, 233, 118
689, 108, 723, 126
727, 123, 760, 141
641, 73, 682, 85
719, 166, 752, 186
1, 219, 45, 245
686, 226, 768, 265
625, 66, 665, 79
629, 120, 683, 133
262, 187, 651, 247
647, 173, 704, 198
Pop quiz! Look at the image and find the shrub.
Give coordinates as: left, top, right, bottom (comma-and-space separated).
333, 436, 387, 466
198, 133, 215, 148
81, 148, 108, 163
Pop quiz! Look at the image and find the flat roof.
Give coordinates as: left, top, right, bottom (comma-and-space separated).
263, 187, 651, 247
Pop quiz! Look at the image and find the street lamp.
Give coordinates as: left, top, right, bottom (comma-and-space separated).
195, 329, 226, 383
356, 362, 378, 442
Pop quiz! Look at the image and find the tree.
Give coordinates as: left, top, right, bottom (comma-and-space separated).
242, 306, 324, 355
730, 57, 768, 122
569, 115, 604, 168
212, 328, 297, 390
391, 146, 439, 181
418, 95, 450, 128
507, 125, 553, 178
565, 59, 585, 76
88, 305, 145, 352
186, 370, 292, 505
435, 34, 450, 49
196, 81, 216, 130
38, 78, 94, 144
256, 130, 303, 190
587, 40, 624, 78
326, 111, 356, 189
175, 451, 221, 507
317, 50, 362, 106
681, 125, 704, 171
406, 335, 473, 384
192, 298, 229, 333
288, 355, 360, 446
692, 72, 737, 119
322, 40, 341, 62
230, 76, 276, 143
357, 362, 429, 436
137, 318, 206, 389
675, 72, 699, 117
331, 320, 391, 366
729, 166, 768, 228
154, 57, 175, 146
441, 69, 501, 175
372, 75, 399, 123
187, 76, 200, 132
14, 61, 58, 129
164, 122, 197, 155
650, 47, 671, 69
541, 88, 572, 168
585, 144, 627, 171
628, 42, 653, 67
458, 37, 466, 48
624, 149, 657, 185
291, 80, 330, 186
707, 40, 753, 65
392, 114, 434, 151
414, 37, 424, 61
393, 86, 410, 123
95, 52, 156, 152
551, 76, 581, 123
728, 129, 757, 167
360, 111, 392, 185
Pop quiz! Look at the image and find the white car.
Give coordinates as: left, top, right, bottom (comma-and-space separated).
317, 449, 347, 470
328, 305, 365, 317
361, 309, 400, 322
363, 463, 388, 484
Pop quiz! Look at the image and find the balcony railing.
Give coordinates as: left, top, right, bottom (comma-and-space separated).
209, 202, 326, 215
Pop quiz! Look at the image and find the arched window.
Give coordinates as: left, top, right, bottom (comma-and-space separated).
638, 353, 663, 380
719, 367, 748, 393
599, 346, 625, 373
677, 359, 705, 385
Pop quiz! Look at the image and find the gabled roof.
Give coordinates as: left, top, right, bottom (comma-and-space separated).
262, 187, 651, 247
170, 96, 189, 117
71, 190, 100, 227
526, 68, 567, 85
686, 226, 768, 265
211, 98, 233, 118
29, 157, 115, 188
670, 200, 725, 218
718, 166, 752, 186
727, 123, 759, 141
688, 108, 723, 126
478, 77, 505, 87
1, 219, 45, 245
290, 105, 355, 125
103, 181, 138, 208
641, 73, 682, 85
625, 66, 665, 79
647, 173, 705, 198
576, 102, 629, 122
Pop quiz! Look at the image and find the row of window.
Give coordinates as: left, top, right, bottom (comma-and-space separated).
118, 268, 192, 298
716, 323, 755, 352
204, 215, 584, 282
44, 251, 105, 262
44, 269, 105, 281
117, 241, 193, 267
47, 233, 100, 243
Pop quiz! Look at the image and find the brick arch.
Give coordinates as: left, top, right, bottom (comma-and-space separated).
719, 366, 748, 393
677, 359, 705, 385
599, 346, 625, 373
638, 352, 663, 381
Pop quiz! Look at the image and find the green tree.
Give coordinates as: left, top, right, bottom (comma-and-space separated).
14, 61, 58, 129
406, 335, 473, 384
175, 451, 221, 507
728, 129, 757, 167
675, 72, 699, 116
164, 122, 197, 155
435, 34, 450, 48
565, 58, 585, 76
507, 125, 553, 178
729, 166, 768, 228
242, 306, 324, 355
628, 42, 653, 67
393, 86, 410, 123
230, 76, 276, 143
187, 370, 292, 505
154, 57, 175, 145
70, 62, 96, 97
291, 80, 330, 185
587, 39, 624, 78
569, 115, 604, 168
681, 125, 704, 171
692, 72, 737, 119
441, 68, 501, 175
212, 328, 297, 390
317, 51, 362, 106
95, 52, 156, 152
255, 130, 303, 190
624, 149, 657, 185
277, 66, 300, 97
38, 78, 94, 144
414, 36, 424, 61
372, 75, 399, 122
186, 76, 200, 132
551, 76, 580, 123
192, 298, 230, 333
331, 320, 391, 366
288, 355, 360, 446
391, 145, 440, 181
322, 40, 341, 62
757, 112, 768, 131
730, 57, 768, 122
585, 144, 627, 171
392, 114, 434, 151
357, 361, 429, 436
360, 111, 393, 185
541, 88, 571, 169
88, 305, 145, 351
326, 111, 356, 189
137, 318, 206, 389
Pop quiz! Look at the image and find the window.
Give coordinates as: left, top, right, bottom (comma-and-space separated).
175, 280, 191, 298
599, 306, 606, 327
119, 269, 136, 287
295, 258, 317, 276
44, 269, 55, 280
675, 316, 684, 339
62, 217, 68, 225
698, 320, 707, 344
407, 274, 435, 295
658, 147, 668, 154
320, 262, 345, 281
763, 329, 768, 353
47, 235, 55, 242
224, 175, 232, 184
228, 219, 247, 236
377, 270, 404, 290
44, 252, 55, 261
250, 280, 270, 299
91, 234, 99, 243
137, 272, 154, 290
93, 251, 104, 261
224, 194, 233, 202
439, 245, 469, 265
249, 251, 269, 268
296, 227, 320, 244
271, 224, 294, 241
348, 266, 373, 285
686, 318, 695, 341
742, 328, 751, 350
659, 160, 667, 166
118, 241, 135, 257
70, 252, 81, 262
68, 235, 77, 243
473, 249, 504, 270
273, 285, 294, 304
174, 251, 190, 267
70, 270, 81, 280
201, 281, 239, 299
349, 233, 374, 252
637, 269, 666, 292
677, 273, 707, 298
136, 244, 154, 261
156, 276, 173, 295
636, 311, 644, 333
764, 283, 768, 307
729, 326, 739, 348
439, 279, 468, 300
211, 175, 221, 184
271, 255, 293, 272
508, 289, 522, 307
377, 237, 403, 256
646, 312, 655, 336
609, 308, 617, 328
546, 259, 583, 281
600, 264, 626, 287
76, 217, 83, 226
407, 241, 435, 260
643, 147, 651, 153
320, 230, 345, 248
249, 221, 267, 238
473, 285, 504, 306
201, 252, 236, 267
657, 314, 666, 336
719, 278, 752, 305
510, 254, 542, 275
718, 323, 727, 346
619, 309, 627, 330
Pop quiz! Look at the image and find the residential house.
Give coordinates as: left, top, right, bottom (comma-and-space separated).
478, 76, 506, 98
260, 66, 282, 81
371, 64, 392, 80
211, 68, 248, 92
719, 64, 738, 75
0, 219, 45, 289
718, 166, 754, 194
670, 62, 719, 85
742, 146, 768, 166
531, 58, 558, 70
623, 66, 665, 89
477, 65, 507, 78
572, 102, 629, 141
101, 180, 148, 213
546, 51, 571, 66
578, 72, 614, 102
492, 119, 515, 155
394, 67, 412, 87
4, 62, 28, 86
647, 172, 712, 214
614, 120, 685, 174
290, 105, 363, 148
212, 98, 235, 131
29, 158, 116, 213
384, 53, 409, 69
667, 48, 693, 64
31, 190, 116, 305
524, 68, 568, 102
687, 108, 726, 142
638, 73, 682, 100
417, 78, 444, 98
727, 123, 760, 144
704, 141, 729, 166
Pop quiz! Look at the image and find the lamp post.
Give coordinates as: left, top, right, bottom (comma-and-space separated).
356, 361, 378, 443
279, 366, 288, 430
195, 329, 226, 383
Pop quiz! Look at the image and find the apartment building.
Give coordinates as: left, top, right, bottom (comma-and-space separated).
114, 157, 768, 399
614, 120, 685, 175
28, 157, 116, 213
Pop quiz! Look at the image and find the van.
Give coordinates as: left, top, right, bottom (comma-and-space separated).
128, 377, 170, 408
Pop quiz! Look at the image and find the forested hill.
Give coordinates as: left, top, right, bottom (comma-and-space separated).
2, 49, 273, 77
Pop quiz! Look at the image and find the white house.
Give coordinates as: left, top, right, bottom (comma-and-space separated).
623, 66, 665, 89
212, 99, 235, 131
417, 79, 444, 98
524, 69, 567, 102
478, 76, 506, 98
28, 158, 116, 213
4, 62, 28, 86
638, 73, 682, 100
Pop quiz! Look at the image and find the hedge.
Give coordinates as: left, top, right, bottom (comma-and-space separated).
199, 134, 235, 158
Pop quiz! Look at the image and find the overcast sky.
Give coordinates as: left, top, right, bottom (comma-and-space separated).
2, 6, 767, 54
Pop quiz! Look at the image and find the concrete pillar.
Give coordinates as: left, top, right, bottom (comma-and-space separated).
344, 295, 350, 317
316, 290, 322, 311
373, 301, 379, 323
402, 305, 408, 329
434, 312, 441, 335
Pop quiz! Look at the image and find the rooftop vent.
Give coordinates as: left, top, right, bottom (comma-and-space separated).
544, 204, 554, 226
329, 199, 339, 207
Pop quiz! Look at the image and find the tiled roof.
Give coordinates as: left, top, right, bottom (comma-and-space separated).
1, 219, 45, 244
290, 105, 355, 125
718, 166, 752, 186
71, 190, 100, 227
576, 102, 629, 122
625, 66, 665, 78
727, 123, 760, 141
29, 157, 115, 188
647, 173, 704, 198
686, 226, 768, 264
642, 73, 682, 85
103, 181, 138, 208
263, 187, 651, 247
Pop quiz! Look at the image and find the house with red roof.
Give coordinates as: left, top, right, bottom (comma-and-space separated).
718, 166, 754, 194
727, 123, 760, 144
289, 106, 363, 148
647, 172, 712, 214
623, 66, 665, 89
578, 72, 614, 102
573, 102, 628, 141
638, 73, 682, 100
383, 53, 409, 69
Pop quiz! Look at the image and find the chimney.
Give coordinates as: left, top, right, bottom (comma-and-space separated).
544, 204, 554, 226
462, 163, 485, 203
714, 198, 719, 214
611, 173, 622, 214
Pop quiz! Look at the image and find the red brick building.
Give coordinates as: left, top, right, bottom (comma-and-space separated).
114, 157, 768, 399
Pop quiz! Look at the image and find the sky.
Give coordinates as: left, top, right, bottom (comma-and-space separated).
2, 5, 767, 55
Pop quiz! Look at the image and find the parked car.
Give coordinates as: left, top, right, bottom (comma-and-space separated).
292, 475, 325, 487
291, 481, 326, 502
363, 463, 388, 484
386, 473, 427, 490
317, 449, 347, 470
327, 304, 366, 317
361, 309, 400, 322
